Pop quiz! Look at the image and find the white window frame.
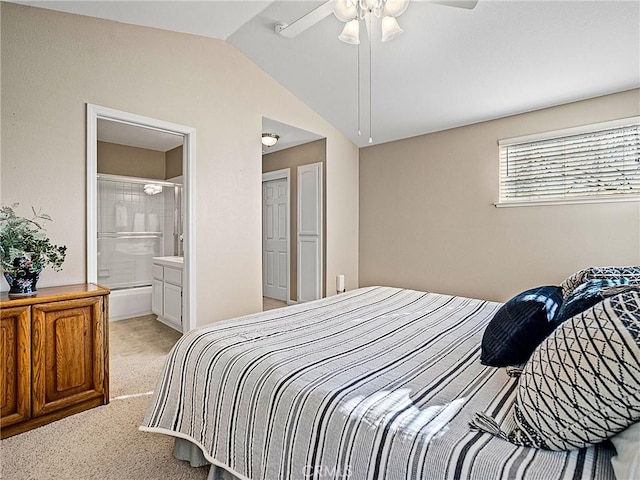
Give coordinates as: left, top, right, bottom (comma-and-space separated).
495, 117, 640, 208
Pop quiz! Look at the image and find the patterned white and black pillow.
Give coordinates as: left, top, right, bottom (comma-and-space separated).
561, 265, 640, 297
472, 290, 640, 451
555, 277, 634, 323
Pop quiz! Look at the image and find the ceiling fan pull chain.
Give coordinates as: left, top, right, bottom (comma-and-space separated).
358, 41, 361, 137
369, 12, 373, 144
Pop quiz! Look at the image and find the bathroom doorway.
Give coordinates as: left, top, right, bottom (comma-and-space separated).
95, 173, 182, 321
86, 104, 196, 333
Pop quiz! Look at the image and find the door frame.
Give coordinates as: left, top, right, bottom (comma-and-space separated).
262, 168, 291, 304
86, 104, 197, 333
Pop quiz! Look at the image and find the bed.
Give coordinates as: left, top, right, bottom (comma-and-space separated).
141, 285, 625, 480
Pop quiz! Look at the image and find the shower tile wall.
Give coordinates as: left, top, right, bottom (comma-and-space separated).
98, 179, 174, 289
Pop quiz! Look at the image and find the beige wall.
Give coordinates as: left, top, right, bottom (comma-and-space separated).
262, 139, 327, 300
165, 145, 183, 179
97, 141, 166, 179
360, 89, 640, 302
0, 5, 2, 190
0, 3, 359, 325
98, 141, 184, 180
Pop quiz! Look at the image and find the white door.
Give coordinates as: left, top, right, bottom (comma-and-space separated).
263, 177, 289, 301
297, 162, 322, 302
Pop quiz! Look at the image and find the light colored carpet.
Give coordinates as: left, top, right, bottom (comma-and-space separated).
0, 315, 210, 480
262, 297, 287, 311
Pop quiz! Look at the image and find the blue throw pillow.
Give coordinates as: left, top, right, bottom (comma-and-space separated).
480, 286, 564, 367
556, 278, 630, 323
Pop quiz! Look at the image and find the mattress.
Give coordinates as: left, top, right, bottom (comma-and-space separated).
141, 286, 615, 479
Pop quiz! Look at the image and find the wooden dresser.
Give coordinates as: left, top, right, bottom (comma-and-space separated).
0, 283, 110, 439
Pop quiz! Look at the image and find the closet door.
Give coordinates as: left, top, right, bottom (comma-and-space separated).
297, 162, 322, 302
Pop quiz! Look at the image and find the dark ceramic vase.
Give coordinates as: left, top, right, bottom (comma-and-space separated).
4, 258, 41, 297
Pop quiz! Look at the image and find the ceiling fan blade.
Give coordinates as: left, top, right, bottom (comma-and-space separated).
429, 0, 479, 9
276, 1, 335, 38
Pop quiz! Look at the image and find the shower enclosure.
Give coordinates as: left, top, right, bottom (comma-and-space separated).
97, 174, 182, 319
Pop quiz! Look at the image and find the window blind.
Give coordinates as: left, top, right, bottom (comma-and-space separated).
498, 119, 640, 205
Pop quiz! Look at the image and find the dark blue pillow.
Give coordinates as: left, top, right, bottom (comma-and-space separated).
480, 286, 564, 367
556, 278, 630, 323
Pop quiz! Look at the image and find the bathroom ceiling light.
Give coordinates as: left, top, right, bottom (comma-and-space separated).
262, 133, 280, 147
143, 184, 163, 195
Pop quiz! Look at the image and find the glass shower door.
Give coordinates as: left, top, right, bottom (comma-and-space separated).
97, 175, 177, 290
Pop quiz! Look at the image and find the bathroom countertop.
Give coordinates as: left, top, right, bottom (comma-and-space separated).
152, 256, 184, 268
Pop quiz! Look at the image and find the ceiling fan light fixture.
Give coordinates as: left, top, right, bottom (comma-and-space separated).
338, 19, 361, 44
382, 0, 409, 17
360, 0, 381, 13
335, 0, 408, 44
261, 133, 279, 147
334, 0, 358, 22
381, 16, 403, 42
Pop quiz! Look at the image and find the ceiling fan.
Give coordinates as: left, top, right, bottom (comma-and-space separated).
275, 0, 478, 40
274, 0, 478, 144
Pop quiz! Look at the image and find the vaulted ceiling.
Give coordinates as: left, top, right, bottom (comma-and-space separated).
12, 1, 640, 147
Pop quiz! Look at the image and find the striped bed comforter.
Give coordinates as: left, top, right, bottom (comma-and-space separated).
141, 286, 615, 480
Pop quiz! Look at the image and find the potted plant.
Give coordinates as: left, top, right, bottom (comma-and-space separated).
0, 203, 67, 297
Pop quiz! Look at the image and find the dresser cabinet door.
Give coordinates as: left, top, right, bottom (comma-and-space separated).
0, 306, 31, 428
31, 297, 105, 417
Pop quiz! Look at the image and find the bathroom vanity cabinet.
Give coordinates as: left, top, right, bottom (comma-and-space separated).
0, 284, 110, 439
152, 256, 183, 332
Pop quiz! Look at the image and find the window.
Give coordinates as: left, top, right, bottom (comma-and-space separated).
497, 117, 640, 206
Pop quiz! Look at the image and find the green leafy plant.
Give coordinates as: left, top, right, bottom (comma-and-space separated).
0, 203, 67, 277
